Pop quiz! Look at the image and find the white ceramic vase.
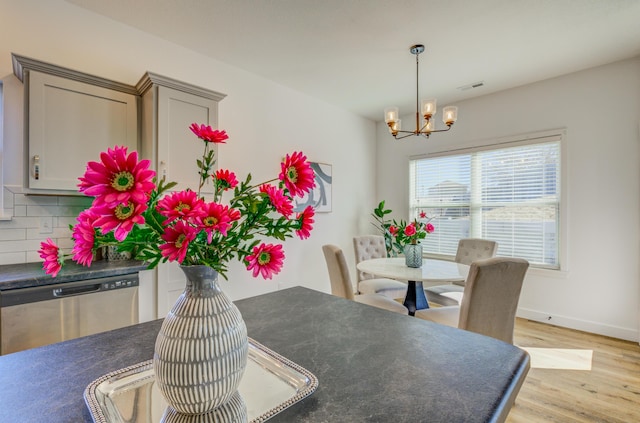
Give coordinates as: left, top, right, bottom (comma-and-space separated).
153, 265, 249, 415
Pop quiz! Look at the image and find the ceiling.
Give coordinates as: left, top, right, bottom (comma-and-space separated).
65, 0, 640, 122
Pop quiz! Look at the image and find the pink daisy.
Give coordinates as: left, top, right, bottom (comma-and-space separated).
295, 206, 315, 240
71, 208, 100, 266
160, 220, 197, 263
214, 169, 238, 191
419, 211, 427, 219
195, 202, 234, 242
189, 123, 229, 143
279, 151, 316, 198
39, 238, 62, 277
245, 243, 285, 280
93, 201, 148, 241
260, 184, 293, 217
156, 191, 205, 224
78, 145, 156, 207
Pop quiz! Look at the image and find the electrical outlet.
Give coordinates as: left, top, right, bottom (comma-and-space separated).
39, 216, 53, 234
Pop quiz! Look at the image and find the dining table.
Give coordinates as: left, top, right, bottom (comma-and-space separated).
356, 257, 470, 315
0, 286, 529, 423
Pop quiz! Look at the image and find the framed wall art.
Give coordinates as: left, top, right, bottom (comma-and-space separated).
294, 162, 332, 213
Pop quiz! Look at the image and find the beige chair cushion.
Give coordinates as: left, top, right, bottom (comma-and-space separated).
353, 235, 407, 298
425, 284, 464, 306
414, 306, 460, 327
354, 294, 409, 314
358, 278, 407, 299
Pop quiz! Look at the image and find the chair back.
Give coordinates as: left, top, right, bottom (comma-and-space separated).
455, 238, 498, 265
458, 257, 529, 344
353, 235, 388, 282
322, 244, 356, 300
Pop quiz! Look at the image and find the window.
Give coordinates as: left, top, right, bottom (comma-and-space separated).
410, 133, 562, 269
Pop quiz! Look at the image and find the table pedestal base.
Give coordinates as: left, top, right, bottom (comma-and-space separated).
403, 281, 430, 316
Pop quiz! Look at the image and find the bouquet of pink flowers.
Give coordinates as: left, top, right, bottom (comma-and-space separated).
39, 123, 316, 280
372, 200, 434, 256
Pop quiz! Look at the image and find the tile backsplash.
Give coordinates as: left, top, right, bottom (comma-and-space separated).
0, 186, 91, 265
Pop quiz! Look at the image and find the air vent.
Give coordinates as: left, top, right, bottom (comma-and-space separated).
457, 81, 485, 91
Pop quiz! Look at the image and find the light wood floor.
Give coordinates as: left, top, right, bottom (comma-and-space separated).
508, 318, 640, 422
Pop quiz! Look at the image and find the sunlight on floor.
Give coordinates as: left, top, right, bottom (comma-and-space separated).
519, 347, 593, 370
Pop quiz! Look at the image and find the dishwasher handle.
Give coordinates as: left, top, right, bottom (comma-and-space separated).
53, 283, 102, 297
0, 274, 139, 307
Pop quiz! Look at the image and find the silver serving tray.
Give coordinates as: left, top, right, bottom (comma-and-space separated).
84, 338, 319, 423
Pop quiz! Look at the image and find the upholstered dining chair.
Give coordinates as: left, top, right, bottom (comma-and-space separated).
416, 257, 529, 344
322, 244, 409, 315
353, 235, 407, 299
425, 238, 498, 306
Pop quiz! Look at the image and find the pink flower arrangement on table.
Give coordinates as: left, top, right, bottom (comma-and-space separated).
389, 211, 435, 246
38, 123, 316, 280
372, 201, 435, 256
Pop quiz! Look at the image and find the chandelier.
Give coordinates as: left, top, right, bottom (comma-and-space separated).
384, 44, 458, 139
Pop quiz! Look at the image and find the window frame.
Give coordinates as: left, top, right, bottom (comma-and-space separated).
409, 129, 567, 271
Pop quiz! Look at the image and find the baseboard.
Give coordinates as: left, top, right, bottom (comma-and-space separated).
517, 307, 639, 343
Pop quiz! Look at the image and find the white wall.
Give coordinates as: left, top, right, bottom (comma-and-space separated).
0, 0, 377, 299
376, 57, 640, 341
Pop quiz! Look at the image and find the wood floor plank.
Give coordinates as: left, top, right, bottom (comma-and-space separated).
508, 318, 640, 422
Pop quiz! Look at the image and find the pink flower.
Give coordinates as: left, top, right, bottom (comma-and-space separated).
93, 201, 148, 241
260, 184, 293, 217
245, 243, 285, 280
160, 220, 197, 263
196, 202, 234, 242
156, 191, 205, 224
189, 123, 229, 143
295, 206, 315, 240
426, 223, 435, 233
279, 152, 316, 198
39, 238, 62, 277
419, 211, 427, 219
389, 225, 399, 236
78, 146, 155, 207
404, 223, 417, 237
71, 209, 100, 266
214, 169, 238, 191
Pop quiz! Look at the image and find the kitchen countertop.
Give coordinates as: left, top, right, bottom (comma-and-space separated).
0, 260, 149, 291
0, 286, 530, 423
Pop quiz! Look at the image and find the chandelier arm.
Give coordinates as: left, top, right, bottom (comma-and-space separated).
393, 132, 419, 140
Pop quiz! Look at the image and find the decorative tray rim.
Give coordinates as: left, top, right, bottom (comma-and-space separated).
84, 337, 319, 423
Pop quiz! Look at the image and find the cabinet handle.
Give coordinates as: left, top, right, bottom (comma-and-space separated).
33, 155, 40, 180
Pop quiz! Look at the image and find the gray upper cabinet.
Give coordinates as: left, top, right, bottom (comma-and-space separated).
137, 72, 226, 196
12, 54, 139, 192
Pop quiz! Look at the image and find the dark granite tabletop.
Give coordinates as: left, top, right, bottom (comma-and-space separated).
0, 260, 149, 290
0, 286, 530, 423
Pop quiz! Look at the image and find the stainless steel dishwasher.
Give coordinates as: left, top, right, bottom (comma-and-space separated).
0, 273, 139, 355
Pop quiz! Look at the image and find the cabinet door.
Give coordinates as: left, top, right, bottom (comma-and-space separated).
27, 71, 138, 191
157, 86, 218, 195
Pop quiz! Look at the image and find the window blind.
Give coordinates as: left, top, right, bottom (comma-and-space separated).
410, 137, 561, 268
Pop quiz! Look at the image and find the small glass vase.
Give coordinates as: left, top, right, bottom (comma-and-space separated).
404, 243, 423, 268
153, 265, 249, 416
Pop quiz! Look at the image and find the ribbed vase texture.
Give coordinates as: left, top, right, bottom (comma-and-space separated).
404, 244, 423, 268
154, 265, 249, 416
